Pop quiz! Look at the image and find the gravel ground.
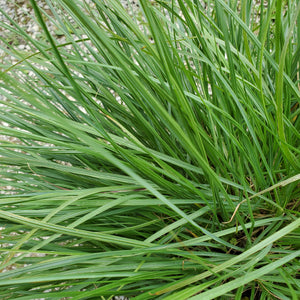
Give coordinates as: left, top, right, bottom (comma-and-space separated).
0, 0, 140, 61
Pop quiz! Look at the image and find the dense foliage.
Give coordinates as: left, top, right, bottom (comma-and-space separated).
0, 0, 299, 299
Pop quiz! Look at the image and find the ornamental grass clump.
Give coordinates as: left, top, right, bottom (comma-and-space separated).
0, 0, 299, 299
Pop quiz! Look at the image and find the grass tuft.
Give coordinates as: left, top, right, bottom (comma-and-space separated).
0, 0, 299, 299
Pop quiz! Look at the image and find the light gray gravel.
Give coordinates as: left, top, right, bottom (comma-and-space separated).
0, 0, 141, 62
